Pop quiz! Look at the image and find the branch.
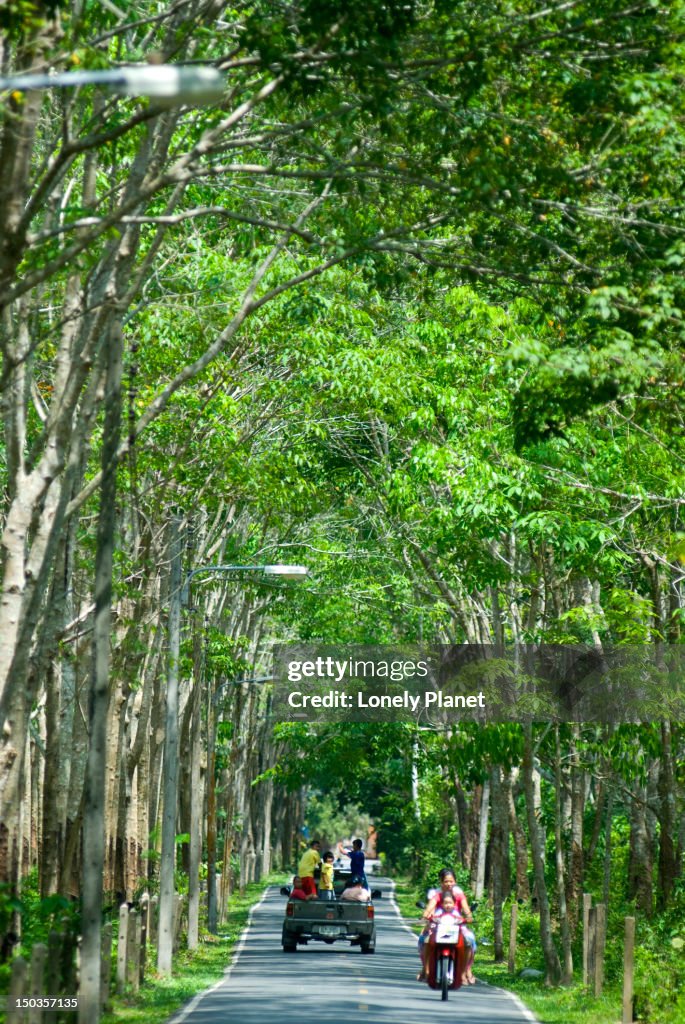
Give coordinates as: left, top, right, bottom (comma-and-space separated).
28, 207, 318, 245
538, 464, 685, 506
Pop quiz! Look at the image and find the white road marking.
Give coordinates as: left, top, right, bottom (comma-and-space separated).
166, 885, 272, 1024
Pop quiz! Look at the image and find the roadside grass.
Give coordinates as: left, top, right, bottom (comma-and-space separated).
475, 960, 624, 1024
391, 879, 623, 1024
102, 874, 286, 1024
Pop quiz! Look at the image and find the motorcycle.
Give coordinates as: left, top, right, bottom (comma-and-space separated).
424, 913, 468, 1001
416, 893, 478, 1001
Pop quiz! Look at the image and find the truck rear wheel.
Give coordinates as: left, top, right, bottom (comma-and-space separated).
360, 941, 375, 954
282, 942, 297, 952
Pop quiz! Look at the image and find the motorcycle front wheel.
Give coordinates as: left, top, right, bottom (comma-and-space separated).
441, 958, 449, 1001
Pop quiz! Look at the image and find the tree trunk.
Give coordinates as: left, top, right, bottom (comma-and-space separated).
490, 767, 506, 962
603, 790, 614, 908
628, 782, 653, 916
206, 676, 218, 933
157, 517, 182, 975
508, 778, 530, 901
474, 780, 490, 900
40, 662, 61, 896
187, 614, 204, 950
454, 781, 470, 871
554, 727, 573, 984
567, 726, 584, 932
522, 722, 561, 984
79, 321, 124, 1024
657, 721, 677, 909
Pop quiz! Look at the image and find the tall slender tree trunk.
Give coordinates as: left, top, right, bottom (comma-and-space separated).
261, 775, 274, 878
490, 766, 506, 962
157, 516, 182, 974
79, 321, 124, 1024
567, 726, 584, 932
206, 675, 218, 933
603, 790, 614, 908
187, 613, 204, 949
554, 727, 573, 984
453, 780, 470, 870
474, 779, 490, 900
508, 777, 530, 901
628, 781, 653, 916
657, 721, 678, 909
523, 721, 561, 984
41, 662, 62, 896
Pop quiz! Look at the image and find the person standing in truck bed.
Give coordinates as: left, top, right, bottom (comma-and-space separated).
297, 839, 321, 897
319, 851, 336, 900
343, 838, 368, 889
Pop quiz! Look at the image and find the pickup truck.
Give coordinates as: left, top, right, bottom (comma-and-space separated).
280, 889, 379, 953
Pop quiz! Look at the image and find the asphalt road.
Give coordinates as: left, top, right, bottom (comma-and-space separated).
167, 878, 538, 1024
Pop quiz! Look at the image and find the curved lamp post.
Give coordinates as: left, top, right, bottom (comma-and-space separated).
158, 549, 309, 970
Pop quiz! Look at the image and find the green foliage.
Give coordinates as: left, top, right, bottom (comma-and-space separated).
12, 870, 79, 957
304, 793, 372, 851
204, 631, 251, 681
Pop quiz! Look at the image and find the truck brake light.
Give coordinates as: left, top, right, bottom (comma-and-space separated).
286, 903, 294, 917
367, 905, 374, 920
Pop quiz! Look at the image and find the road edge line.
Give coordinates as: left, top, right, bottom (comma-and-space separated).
386, 878, 420, 940
165, 883, 273, 1024
478, 977, 541, 1023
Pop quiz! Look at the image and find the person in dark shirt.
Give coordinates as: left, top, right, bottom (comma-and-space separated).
343, 839, 368, 890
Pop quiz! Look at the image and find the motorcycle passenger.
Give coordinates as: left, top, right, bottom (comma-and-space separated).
417, 890, 458, 980
420, 868, 476, 984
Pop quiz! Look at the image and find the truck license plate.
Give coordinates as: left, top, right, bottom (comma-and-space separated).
318, 925, 342, 937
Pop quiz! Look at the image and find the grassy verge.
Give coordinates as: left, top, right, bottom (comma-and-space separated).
391, 879, 624, 1024
102, 874, 286, 1024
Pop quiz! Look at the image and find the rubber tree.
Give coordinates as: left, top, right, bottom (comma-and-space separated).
79, 323, 124, 1024
157, 516, 182, 975
522, 721, 561, 985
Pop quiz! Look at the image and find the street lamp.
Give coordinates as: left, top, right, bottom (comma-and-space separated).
158, 544, 309, 970
0, 65, 225, 106
262, 564, 309, 580
181, 563, 309, 604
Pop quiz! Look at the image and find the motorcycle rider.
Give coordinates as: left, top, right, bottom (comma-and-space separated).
419, 868, 475, 984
